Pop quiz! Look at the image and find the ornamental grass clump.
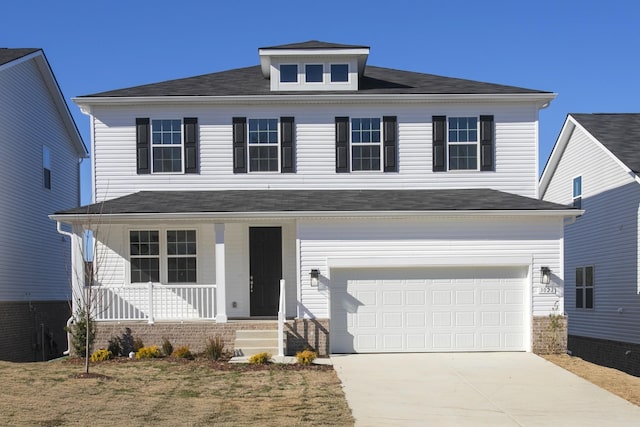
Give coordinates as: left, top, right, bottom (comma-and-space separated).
172, 345, 194, 360
204, 336, 225, 360
135, 345, 161, 359
296, 349, 318, 365
161, 337, 173, 357
90, 348, 113, 362
248, 352, 272, 364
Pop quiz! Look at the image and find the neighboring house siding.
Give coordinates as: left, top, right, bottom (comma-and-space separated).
297, 216, 564, 319
543, 125, 640, 344
0, 57, 80, 302
91, 104, 539, 201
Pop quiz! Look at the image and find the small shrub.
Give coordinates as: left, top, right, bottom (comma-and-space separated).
118, 328, 135, 356
204, 336, 225, 360
172, 345, 194, 360
161, 337, 173, 356
135, 345, 161, 359
90, 348, 113, 362
107, 336, 121, 357
248, 352, 272, 364
65, 308, 96, 357
296, 349, 317, 365
132, 337, 145, 352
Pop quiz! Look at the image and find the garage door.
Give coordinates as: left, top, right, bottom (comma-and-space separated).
330, 266, 527, 353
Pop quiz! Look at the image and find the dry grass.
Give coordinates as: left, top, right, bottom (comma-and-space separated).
543, 354, 640, 406
0, 358, 354, 426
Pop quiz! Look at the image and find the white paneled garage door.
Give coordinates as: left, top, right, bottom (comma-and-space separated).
330, 266, 528, 353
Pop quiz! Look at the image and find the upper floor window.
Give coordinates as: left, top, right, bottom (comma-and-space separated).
305, 64, 323, 83
233, 117, 295, 174
331, 64, 349, 82
351, 118, 381, 171
573, 176, 582, 209
43, 146, 51, 190
136, 117, 198, 175
576, 266, 593, 309
248, 119, 279, 172
432, 115, 494, 172
280, 64, 298, 83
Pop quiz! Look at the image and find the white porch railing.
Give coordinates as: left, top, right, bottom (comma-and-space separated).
277, 279, 285, 357
90, 282, 217, 323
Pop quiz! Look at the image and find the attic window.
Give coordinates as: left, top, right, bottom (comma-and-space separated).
305, 64, 323, 83
331, 64, 349, 82
280, 64, 298, 83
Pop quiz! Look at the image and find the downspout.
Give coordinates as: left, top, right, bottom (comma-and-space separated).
56, 221, 74, 356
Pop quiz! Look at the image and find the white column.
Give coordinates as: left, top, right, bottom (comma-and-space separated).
215, 223, 227, 323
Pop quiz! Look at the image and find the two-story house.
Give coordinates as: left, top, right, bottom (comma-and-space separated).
0, 48, 87, 361
54, 41, 577, 356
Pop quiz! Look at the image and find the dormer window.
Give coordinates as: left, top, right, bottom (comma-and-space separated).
280, 64, 298, 83
331, 64, 349, 82
305, 64, 323, 83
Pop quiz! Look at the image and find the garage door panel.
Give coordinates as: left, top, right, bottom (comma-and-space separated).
330, 266, 528, 353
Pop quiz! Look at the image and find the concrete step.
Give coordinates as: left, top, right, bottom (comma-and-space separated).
235, 329, 279, 339
233, 329, 283, 357
233, 347, 280, 357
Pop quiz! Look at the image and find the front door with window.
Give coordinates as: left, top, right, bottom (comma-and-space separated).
249, 227, 282, 316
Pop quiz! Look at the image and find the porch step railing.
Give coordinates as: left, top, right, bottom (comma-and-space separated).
90, 282, 217, 323
277, 279, 285, 357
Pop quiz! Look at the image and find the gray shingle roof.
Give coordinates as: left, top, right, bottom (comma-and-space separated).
57, 189, 573, 216
82, 65, 550, 98
571, 114, 640, 173
260, 40, 369, 50
0, 48, 40, 66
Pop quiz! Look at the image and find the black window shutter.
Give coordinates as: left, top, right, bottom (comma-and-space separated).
136, 118, 150, 174
280, 117, 295, 173
383, 116, 397, 172
232, 117, 247, 174
480, 115, 494, 171
184, 117, 198, 174
335, 116, 349, 173
432, 116, 446, 172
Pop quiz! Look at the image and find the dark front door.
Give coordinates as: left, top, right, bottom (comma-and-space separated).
249, 227, 282, 316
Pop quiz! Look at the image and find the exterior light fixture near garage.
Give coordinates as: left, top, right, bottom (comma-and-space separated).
540, 266, 551, 285
310, 269, 320, 286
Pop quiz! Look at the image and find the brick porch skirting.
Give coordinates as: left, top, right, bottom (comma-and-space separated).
568, 335, 640, 377
92, 319, 330, 357
531, 315, 567, 355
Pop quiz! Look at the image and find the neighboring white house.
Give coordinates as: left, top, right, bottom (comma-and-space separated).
55, 41, 578, 355
0, 48, 87, 361
540, 113, 640, 374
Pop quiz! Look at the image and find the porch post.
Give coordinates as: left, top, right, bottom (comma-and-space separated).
215, 223, 227, 322
70, 224, 86, 314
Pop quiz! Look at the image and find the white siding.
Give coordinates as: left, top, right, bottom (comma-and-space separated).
0, 58, 81, 301
91, 103, 540, 201
543, 125, 640, 344
297, 216, 564, 319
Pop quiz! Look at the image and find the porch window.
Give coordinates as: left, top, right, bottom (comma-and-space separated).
167, 230, 197, 283
130, 231, 160, 283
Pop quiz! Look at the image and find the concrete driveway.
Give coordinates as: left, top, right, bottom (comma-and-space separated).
331, 353, 640, 426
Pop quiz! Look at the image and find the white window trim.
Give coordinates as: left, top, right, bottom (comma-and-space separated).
447, 116, 480, 172
304, 63, 324, 84
127, 227, 199, 285
42, 145, 51, 190
247, 118, 281, 173
279, 63, 299, 84
151, 118, 185, 174
330, 63, 350, 83
350, 117, 383, 172
572, 175, 582, 207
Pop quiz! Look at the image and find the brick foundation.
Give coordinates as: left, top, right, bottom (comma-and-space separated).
0, 301, 70, 362
92, 318, 331, 358
531, 315, 567, 355
568, 335, 640, 377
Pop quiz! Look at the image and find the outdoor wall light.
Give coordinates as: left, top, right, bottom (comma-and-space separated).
540, 266, 551, 285
310, 269, 320, 287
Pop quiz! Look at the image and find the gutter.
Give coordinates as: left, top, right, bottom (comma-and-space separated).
55, 221, 74, 356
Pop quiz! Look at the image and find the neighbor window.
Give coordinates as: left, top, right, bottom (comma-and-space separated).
280, 64, 298, 83
305, 64, 323, 82
351, 118, 381, 171
167, 230, 197, 283
573, 176, 582, 209
248, 119, 279, 172
152, 119, 182, 173
43, 146, 51, 189
576, 266, 594, 309
448, 117, 478, 170
331, 64, 349, 82
130, 231, 160, 283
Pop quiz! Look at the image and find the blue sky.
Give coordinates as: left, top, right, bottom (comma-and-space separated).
2, 0, 639, 204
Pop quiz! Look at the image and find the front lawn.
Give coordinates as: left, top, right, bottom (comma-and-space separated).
0, 358, 354, 426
